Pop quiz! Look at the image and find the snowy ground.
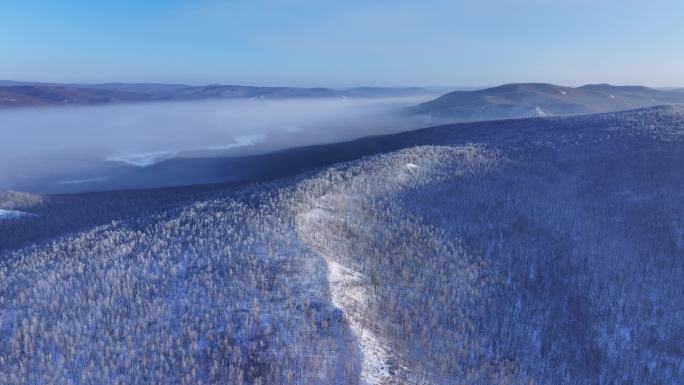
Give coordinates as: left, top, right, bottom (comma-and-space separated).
0, 209, 32, 220
294, 145, 501, 384
1, 107, 683, 385
298, 208, 398, 385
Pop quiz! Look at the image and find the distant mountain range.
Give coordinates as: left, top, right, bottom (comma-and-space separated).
409, 83, 684, 121
0, 80, 434, 107
6, 81, 682, 117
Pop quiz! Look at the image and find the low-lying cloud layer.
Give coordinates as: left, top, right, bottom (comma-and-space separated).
0, 97, 431, 191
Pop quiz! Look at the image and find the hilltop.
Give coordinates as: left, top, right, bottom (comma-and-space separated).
410, 82, 684, 121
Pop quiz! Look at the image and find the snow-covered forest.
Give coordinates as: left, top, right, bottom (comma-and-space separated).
1, 106, 683, 384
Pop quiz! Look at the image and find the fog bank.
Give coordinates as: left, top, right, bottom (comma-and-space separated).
0, 97, 431, 191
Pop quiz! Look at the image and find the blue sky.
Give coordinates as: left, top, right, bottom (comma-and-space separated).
1, 0, 683, 87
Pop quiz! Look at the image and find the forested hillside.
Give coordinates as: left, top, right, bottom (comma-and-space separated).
1, 106, 683, 384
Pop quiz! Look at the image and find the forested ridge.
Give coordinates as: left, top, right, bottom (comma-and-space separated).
1, 106, 683, 384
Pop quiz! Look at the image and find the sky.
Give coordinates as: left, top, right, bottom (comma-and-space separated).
1, 0, 683, 87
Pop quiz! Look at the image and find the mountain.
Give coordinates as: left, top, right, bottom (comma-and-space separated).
160, 85, 435, 101
0, 85, 154, 106
0, 80, 190, 94
410, 82, 684, 121
158, 84, 341, 100
76, 83, 191, 94
2, 106, 682, 385
338, 87, 432, 98
0, 81, 434, 107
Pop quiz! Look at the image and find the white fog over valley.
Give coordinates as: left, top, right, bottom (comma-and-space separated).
0, 96, 430, 191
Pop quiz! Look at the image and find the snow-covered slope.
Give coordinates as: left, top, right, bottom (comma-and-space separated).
1, 106, 683, 385
295, 146, 502, 384
0, 209, 29, 220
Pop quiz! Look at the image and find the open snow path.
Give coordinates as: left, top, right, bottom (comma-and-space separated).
296, 207, 400, 385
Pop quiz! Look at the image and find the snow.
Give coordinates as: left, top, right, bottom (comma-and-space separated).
0, 209, 32, 221
205, 134, 267, 151
106, 151, 178, 167
57, 177, 108, 185
107, 134, 267, 167
297, 208, 395, 385
536, 106, 550, 117
293, 146, 502, 384
326, 258, 394, 385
